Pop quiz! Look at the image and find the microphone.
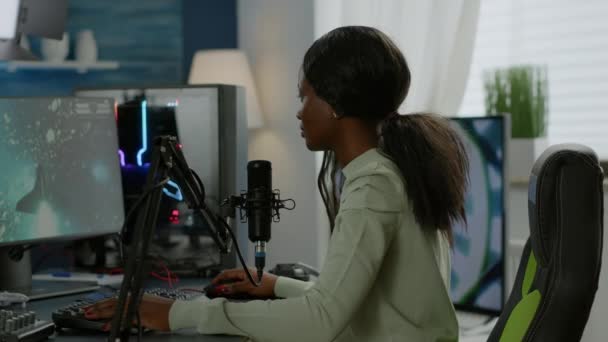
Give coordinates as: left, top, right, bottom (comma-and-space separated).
224, 160, 295, 285
247, 160, 273, 281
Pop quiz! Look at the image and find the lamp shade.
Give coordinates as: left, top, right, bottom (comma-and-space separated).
188, 49, 263, 129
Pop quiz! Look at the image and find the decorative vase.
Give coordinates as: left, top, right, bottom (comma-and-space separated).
509, 137, 548, 182
75, 29, 98, 63
41, 32, 69, 62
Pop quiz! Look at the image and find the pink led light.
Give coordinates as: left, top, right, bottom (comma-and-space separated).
118, 149, 126, 167
169, 209, 180, 224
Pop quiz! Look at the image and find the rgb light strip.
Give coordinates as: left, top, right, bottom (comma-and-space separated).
136, 100, 148, 167
118, 149, 126, 167
116, 99, 183, 201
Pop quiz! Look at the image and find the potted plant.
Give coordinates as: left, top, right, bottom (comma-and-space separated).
484, 65, 548, 181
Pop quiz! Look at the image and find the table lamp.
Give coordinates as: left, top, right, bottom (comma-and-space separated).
188, 49, 263, 129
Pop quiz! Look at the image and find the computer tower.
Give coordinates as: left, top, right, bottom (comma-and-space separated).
75, 85, 248, 273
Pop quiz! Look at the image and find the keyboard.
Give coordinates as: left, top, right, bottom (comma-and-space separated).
0, 309, 55, 342
52, 287, 202, 333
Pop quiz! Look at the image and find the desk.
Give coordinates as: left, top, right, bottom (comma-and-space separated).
26, 278, 243, 342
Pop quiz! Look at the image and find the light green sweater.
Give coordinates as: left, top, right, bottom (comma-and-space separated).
169, 148, 459, 341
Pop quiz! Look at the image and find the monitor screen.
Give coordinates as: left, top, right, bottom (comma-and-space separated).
76, 87, 226, 271
17, 0, 68, 40
0, 97, 124, 246
0, 0, 20, 39
449, 115, 507, 315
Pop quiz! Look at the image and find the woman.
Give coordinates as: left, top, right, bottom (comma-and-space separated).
86, 26, 468, 341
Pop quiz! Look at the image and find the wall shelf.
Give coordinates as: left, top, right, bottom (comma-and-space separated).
5, 60, 120, 74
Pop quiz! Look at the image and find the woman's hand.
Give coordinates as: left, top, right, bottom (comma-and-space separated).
83, 293, 174, 332
212, 267, 278, 298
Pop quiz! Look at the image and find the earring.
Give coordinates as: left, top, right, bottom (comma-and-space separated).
332, 112, 339, 119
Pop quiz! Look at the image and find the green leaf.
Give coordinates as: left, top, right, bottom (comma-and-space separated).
483, 65, 548, 138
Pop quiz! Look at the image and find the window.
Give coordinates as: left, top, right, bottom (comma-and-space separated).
460, 0, 608, 158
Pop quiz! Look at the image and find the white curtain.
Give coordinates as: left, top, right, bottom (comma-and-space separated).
314, 0, 481, 115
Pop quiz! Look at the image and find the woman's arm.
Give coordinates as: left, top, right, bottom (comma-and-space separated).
169, 207, 399, 342
274, 276, 314, 298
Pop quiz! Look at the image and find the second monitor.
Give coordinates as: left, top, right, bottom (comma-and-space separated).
449, 115, 509, 316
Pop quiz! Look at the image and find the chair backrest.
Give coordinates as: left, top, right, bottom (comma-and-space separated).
488, 144, 604, 341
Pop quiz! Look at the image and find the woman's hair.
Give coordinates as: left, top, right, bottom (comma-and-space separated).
304, 26, 469, 243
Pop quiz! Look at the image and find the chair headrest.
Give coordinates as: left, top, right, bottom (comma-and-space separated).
528, 143, 603, 267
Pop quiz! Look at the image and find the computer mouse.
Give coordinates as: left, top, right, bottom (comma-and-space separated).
203, 282, 232, 298
203, 280, 275, 300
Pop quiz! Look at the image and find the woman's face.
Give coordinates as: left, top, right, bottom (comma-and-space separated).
297, 79, 337, 151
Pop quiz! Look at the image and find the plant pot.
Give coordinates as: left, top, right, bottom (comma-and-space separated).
509, 137, 548, 182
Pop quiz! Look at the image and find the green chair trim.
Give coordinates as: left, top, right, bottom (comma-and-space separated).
500, 251, 540, 342
499, 290, 541, 342
522, 250, 537, 296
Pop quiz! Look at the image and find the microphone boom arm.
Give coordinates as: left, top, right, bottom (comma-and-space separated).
109, 136, 231, 341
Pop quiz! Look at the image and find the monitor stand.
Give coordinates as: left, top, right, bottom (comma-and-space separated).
0, 246, 99, 300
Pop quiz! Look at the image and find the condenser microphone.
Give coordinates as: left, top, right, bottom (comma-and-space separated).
247, 160, 273, 280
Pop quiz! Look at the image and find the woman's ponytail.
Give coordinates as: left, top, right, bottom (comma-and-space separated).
379, 113, 469, 243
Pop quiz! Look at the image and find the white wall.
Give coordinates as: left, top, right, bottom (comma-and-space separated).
508, 185, 608, 341
238, 0, 322, 268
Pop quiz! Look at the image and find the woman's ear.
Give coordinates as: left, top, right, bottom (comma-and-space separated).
317, 94, 341, 119
329, 106, 342, 120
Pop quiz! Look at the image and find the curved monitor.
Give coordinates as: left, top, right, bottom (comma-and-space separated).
0, 97, 124, 246
449, 115, 509, 316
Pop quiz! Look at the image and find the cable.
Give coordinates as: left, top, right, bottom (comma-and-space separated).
120, 177, 171, 237
157, 259, 178, 286
100, 266, 178, 287
111, 234, 124, 266
214, 212, 261, 287
190, 168, 206, 201
120, 177, 171, 245
117, 177, 171, 265
135, 302, 143, 342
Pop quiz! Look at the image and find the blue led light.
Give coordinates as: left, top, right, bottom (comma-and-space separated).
163, 180, 184, 201
129, 100, 183, 201
136, 100, 148, 167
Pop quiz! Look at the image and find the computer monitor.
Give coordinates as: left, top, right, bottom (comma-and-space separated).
17, 0, 68, 40
449, 115, 509, 316
0, 0, 20, 40
0, 0, 68, 60
75, 85, 248, 273
0, 97, 124, 294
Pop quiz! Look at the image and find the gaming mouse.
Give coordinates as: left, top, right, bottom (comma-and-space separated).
203, 281, 232, 298
203, 280, 275, 300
